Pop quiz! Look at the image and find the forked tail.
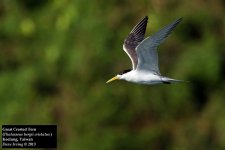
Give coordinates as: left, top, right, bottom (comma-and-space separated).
161, 77, 188, 84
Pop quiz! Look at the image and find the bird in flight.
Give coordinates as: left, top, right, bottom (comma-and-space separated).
106, 16, 185, 85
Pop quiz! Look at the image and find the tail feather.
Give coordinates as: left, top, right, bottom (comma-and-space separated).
162, 77, 188, 84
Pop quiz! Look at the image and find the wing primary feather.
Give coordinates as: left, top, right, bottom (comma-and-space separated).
151, 18, 182, 46
123, 16, 149, 69
130, 16, 148, 42
136, 18, 182, 74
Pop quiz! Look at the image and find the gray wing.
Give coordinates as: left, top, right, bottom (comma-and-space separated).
123, 16, 148, 70
136, 18, 182, 74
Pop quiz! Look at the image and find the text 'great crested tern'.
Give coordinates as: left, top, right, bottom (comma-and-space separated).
107, 16, 185, 85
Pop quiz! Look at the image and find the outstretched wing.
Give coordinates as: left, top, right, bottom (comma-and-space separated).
123, 16, 148, 70
136, 18, 182, 74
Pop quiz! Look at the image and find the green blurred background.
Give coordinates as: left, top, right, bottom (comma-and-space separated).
0, 0, 225, 150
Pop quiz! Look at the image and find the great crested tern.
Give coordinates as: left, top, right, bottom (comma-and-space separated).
106, 16, 184, 85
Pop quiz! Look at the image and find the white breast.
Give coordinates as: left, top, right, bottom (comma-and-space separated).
122, 70, 162, 84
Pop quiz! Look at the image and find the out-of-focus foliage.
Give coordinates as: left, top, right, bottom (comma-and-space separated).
0, 0, 225, 149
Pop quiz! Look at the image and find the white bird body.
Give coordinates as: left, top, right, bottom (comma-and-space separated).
106, 16, 185, 85
119, 70, 162, 84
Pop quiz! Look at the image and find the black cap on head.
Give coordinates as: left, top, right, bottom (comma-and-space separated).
118, 69, 132, 75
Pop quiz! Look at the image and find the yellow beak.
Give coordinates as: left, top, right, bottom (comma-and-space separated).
106, 76, 119, 83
